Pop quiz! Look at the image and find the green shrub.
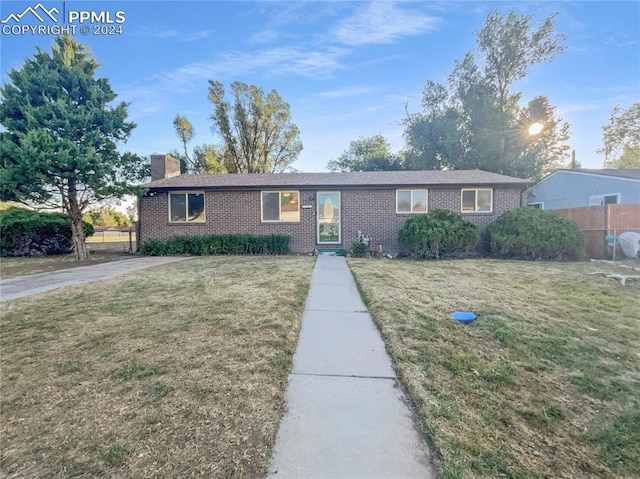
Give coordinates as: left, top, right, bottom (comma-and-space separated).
484, 207, 584, 261
351, 241, 368, 258
139, 234, 290, 256
398, 209, 479, 259
0, 207, 94, 257
137, 239, 164, 256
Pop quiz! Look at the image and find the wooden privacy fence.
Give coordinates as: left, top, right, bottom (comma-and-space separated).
553, 204, 640, 259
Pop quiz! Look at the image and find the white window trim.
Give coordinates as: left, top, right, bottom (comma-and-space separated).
461, 188, 493, 213
528, 202, 544, 209
261, 190, 301, 223
168, 191, 206, 223
589, 193, 620, 206
396, 189, 428, 214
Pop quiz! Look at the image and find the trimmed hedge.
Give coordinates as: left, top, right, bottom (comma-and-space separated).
0, 207, 94, 257
139, 234, 291, 256
399, 209, 479, 259
484, 207, 584, 261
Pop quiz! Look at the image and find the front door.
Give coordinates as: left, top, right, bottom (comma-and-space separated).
317, 191, 341, 244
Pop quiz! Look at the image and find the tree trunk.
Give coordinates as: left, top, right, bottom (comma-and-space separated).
67, 179, 89, 261
71, 212, 89, 261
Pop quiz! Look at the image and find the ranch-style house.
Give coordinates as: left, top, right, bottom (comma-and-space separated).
138, 154, 533, 254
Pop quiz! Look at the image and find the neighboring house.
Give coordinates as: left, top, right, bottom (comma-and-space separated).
139, 154, 532, 254
526, 169, 640, 210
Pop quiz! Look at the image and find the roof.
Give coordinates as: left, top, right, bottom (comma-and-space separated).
143, 169, 533, 190
555, 168, 640, 180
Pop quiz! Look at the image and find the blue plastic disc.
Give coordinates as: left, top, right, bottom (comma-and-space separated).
451, 311, 476, 322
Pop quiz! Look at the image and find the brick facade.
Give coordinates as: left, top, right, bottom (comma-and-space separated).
139, 186, 526, 254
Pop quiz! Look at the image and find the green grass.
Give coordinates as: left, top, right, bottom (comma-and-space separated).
1, 256, 314, 478
348, 258, 640, 479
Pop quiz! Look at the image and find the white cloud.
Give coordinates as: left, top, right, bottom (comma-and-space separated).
314, 86, 379, 98
117, 43, 351, 119
329, 1, 441, 46
116, 84, 168, 120
116, 2, 440, 123
156, 45, 348, 89
557, 102, 601, 115
180, 30, 211, 42
601, 33, 638, 49
247, 28, 284, 45
136, 27, 211, 42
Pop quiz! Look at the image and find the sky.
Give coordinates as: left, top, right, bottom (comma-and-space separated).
1, 0, 639, 173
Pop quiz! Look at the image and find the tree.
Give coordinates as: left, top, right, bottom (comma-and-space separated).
0, 35, 144, 260
490, 95, 570, 179
403, 81, 464, 171
404, 11, 569, 179
327, 134, 404, 171
477, 11, 566, 127
208, 81, 302, 173
193, 144, 227, 173
125, 203, 138, 224
599, 103, 640, 168
171, 115, 227, 174
83, 206, 131, 227
173, 114, 195, 170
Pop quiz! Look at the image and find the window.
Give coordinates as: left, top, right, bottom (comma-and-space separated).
261, 191, 300, 222
396, 189, 428, 213
589, 193, 620, 206
169, 192, 205, 222
528, 202, 544, 209
461, 188, 493, 213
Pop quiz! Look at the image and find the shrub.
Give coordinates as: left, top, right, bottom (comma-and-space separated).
398, 209, 479, 259
351, 241, 368, 258
484, 207, 584, 261
139, 234, 290, 256
0, 207, 94, 257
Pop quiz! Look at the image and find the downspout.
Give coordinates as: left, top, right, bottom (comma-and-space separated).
520, 184, 532, 207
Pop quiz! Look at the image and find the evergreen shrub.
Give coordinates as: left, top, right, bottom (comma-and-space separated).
351, 241, 368, 258
0, 207, 94, 256
484, 207, 584, 260
398, 209, 479, 259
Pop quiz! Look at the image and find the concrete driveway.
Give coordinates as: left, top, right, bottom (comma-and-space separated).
0, 256, 188, 302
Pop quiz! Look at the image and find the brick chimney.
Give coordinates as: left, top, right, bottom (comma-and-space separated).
150, 154, 181, 181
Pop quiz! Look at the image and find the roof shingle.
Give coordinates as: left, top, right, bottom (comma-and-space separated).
143, 169, 532, 190
562, 168, 640, 180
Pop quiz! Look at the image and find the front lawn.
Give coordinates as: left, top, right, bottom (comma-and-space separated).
349, 258, 639, 479
1, 256, 314, 478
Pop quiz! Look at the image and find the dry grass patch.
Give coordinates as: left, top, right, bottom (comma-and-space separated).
1, 256, 314, 478
348, 258, 639, 479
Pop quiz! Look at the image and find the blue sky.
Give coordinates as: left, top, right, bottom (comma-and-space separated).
1, 0, 639, 173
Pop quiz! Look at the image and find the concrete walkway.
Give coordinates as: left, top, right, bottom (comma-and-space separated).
0, 256, 187, 302
268, 255, 435, 478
